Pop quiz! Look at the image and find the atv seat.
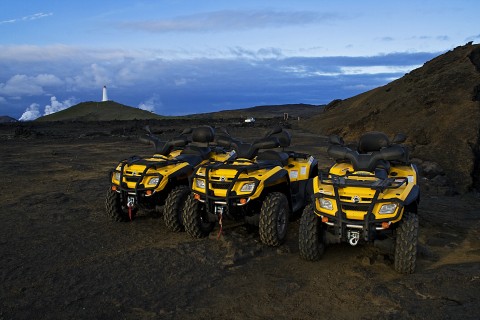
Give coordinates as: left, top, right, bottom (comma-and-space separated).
180, 126, 214, 161
257, 150, 289, 167
358, 131, 390, 153
328, 131, 407, 172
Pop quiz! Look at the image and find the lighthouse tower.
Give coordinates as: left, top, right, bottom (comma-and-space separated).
102, 85, 108, 102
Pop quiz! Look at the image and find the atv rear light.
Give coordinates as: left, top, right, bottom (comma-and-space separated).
319, 198, 333, 210
240, 182, 255, 192
195, 178, 205, 189
379, 203, 397, 214
148, 177, 160, 185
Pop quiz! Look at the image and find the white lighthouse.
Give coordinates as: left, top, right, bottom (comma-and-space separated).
102, 85, 108, 102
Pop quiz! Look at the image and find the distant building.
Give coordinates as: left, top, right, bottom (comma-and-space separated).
102, 86, 108, 102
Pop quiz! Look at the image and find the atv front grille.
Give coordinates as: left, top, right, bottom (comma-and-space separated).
211, 182, 231, 189
125, 176, 141, 182
341, 203, 370, 212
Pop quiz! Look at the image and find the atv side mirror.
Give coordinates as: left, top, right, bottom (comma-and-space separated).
265, 126, 283, 137
392, 133, 407, 144
329, 135, 344, 146
181, 128, 193, 135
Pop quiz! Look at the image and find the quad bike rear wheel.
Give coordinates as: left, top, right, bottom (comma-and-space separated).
164, 185, 190, 232
105, 188, 136, 222
394, 211, 418, 274
259, 192, 289, 246
183, 194, 215, 238
299, 203, 325, 260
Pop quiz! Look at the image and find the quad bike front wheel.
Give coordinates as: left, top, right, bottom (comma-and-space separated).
164, 185, 190, 232
105, 188, 136, 222
183, 194, 215, 238
259, 192, 289, 246
394, 211, 419, 274
299, 203, 325, 261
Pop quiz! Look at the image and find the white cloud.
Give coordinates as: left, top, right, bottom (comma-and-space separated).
19, 103, 41, 121
44, 96, 76, 115
340, 65, 422, 75
0, 96, 6, 104
0, 74, 63, 96
0, 12, 53, 25
138, 95, 161, 112
119, 10, 339, 33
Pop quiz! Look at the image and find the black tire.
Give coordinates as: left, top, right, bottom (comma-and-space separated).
164, 185, 190, 232
394, 211, 419, 274
259, 192, 289, 246
299, 203, 325, 261
105, 188, 134, 222
183, 194, 215, 238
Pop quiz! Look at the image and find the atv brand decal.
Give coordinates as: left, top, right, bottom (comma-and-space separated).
352, 195, 361, 203
220, 176, 226, 181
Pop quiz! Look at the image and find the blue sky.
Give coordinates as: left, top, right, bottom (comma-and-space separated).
0, 0, 479, 120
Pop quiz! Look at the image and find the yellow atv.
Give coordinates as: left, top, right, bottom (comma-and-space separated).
184, 127, 318, 246
299, 131, 420, 273
106, 126, 235, 231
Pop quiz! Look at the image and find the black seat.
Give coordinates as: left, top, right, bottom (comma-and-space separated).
358, 132, 389, 153
180, 126, 214, 160
328, 131, 407, 172
257, 150, 289, 166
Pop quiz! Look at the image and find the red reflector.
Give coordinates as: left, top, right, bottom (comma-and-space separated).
111, 185, 117, 191
239, 198, 247, 205
194, 193, 200, 200
382, 222, 390, 229
146, 190, 152, 195
321, 217, 328, 223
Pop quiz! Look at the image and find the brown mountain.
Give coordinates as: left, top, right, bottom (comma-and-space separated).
187, 103, 324, 120
0, 116, 18, 123
35, 101, 164, 122
303, 42, 480, 193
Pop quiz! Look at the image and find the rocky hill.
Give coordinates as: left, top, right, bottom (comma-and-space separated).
0, 116, 18, 123
188, 103, 323, 120
35, 101, 164, 122
304, 42, 480, 193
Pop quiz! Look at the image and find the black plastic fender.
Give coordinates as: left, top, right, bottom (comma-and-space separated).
404, 184, 420, 206
168, 164, 194, 182
264, 168, 289, 188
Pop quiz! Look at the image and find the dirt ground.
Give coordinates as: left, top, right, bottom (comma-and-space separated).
1, 120, 479, 320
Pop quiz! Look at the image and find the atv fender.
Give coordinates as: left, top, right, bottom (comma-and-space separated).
264, 169, 289, 188
168, 164, 194, 182
404, 184, 420, 206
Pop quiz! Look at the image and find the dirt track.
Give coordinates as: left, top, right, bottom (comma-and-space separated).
1, 120, 479, 319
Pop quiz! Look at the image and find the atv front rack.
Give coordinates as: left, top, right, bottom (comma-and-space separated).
314, 173, 409, 242
191, 159, 280, 216
112, 155, 187, 194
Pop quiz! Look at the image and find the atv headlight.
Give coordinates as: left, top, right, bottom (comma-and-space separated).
379, 203, 397, 214
240, 182, 255, 192
195, 178, 205, 189
113, 172, 121, 182
148, 177, 160, 186
319, 198, 333, 210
